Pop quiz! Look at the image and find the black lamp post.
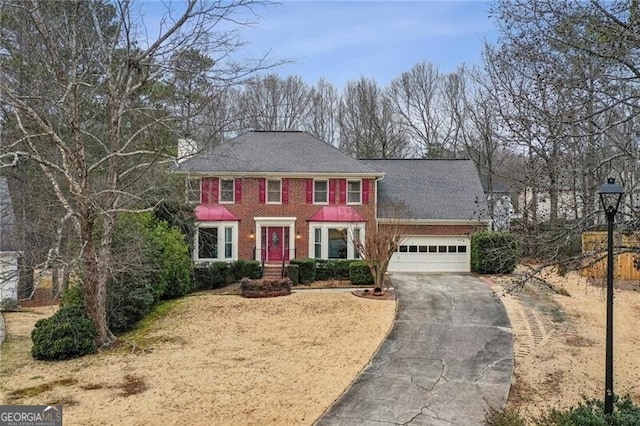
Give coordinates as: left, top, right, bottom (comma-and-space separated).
598, 177, 624, 415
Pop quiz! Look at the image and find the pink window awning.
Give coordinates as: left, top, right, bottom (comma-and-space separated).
308, 206, 367, 222
195, 205, 239, 221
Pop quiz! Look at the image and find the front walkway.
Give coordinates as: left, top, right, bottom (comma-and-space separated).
316, 273, 513, 426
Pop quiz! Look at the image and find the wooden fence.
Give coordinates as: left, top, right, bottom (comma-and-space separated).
581, 232, 640, 280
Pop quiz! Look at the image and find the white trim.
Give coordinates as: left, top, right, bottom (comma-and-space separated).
308, 222, 366, 260
347, 179, 362, 205
313, 179, 329, 205
378, 218, 490, 225
254, 217, 297, 260
194, 221, 239, 262
266, 178, 282, 204
176, 171, 385, 179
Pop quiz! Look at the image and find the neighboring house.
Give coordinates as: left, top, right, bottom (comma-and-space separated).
174, 131, 489, 273
479, 175, 514, 231
0, 177, 21, 306
517, 186, 584, 222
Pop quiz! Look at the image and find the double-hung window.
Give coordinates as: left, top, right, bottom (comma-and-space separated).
347, 180, 362, 204
314, 180, 328, 204
186, 177, 201, 203
219, 178, 235, 203
196, 223, 237, 261
267, 179, 281, 204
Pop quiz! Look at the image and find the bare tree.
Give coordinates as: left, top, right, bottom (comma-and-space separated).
355, 222, 403, 292
238, 74, 312, 130
339, 77, 409, 159
305, 78, 339, 146
0, 0, 274, 346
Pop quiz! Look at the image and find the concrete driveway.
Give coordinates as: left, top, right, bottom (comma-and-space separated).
316, 274, 513, 426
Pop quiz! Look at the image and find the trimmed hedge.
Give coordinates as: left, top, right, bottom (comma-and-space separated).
471, 231, 519, 274
286, 264, 299, 285
240, 278, 292, 298
31, 305, 97, 360
349, 261, 374, 285
316, 259, 359, 280
289, 258, 316, 284
193, 260, 262, 290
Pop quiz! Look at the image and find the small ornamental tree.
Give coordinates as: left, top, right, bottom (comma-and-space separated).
354, 222, 403, 292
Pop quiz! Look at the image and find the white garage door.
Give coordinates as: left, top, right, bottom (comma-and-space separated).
388, 236, 470, 273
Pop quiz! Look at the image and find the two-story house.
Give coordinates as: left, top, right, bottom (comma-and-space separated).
174, 131, 489, 273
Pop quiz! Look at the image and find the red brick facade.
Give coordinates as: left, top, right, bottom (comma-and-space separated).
382, 224, 487, 237
198, 177, 377, 260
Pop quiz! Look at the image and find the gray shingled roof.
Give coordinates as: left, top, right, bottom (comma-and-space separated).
175, 131, 382, 175
362, 159, 489, 221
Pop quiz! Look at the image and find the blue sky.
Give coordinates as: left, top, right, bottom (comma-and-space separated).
239, 1, 497, 88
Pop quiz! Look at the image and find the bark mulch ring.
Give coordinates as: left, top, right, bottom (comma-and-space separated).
352, 288, 396, 301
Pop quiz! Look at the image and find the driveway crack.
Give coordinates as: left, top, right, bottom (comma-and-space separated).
473, 357, 513, 382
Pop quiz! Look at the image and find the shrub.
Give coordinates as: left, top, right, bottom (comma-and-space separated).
289, 258, 316, 283
287, 264, 299, 285
60, 285, 84, 308
230, 260, 262, 281
471, 231, 519, 274
316, 259, 357, 280
240, 278, 292, 298
484, 396, 640, 426
31, 305, 97, 360
192, 262, 233, 290
107, 272, 156, 333
349, 261, 374, 285
147, 219, 192, 299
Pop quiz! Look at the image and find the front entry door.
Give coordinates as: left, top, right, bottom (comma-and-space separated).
267, 227, 284, 262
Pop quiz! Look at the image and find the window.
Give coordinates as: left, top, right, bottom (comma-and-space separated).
399, 245, 408, 253
186, 177, 200, 203
198, 228, 218, 259
458, 245, 467, 253
314, 180, 328, 204
314, 228, 322, 259
347, 180, 362, 204
448, 246, 457, 253
438, 246, 447, 253
353, 228, 361, 259
309, 223, 364, 260
220, 179, 234, 203
328, 228, 348, 259
409, 245, 418, 253
419, 246, 428, 253
428, 246, 437, 253
267, 179, 281, 204
225, 227, 233, 258
195, 223, 237, 261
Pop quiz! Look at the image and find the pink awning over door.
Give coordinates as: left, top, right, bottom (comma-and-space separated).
194, 205, 239, 221
308, 206, 367, 222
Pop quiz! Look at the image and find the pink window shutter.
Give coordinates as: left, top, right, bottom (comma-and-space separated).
211, 178, 219, 204
362, 179, 369, 204
282, 179, 289, 204
329, 179, 336, 204
339, 179, 346, 204
306, 179, 313, 204
235, 179, 242, 204
259, 178, 266, 203
201, 178, 211, 204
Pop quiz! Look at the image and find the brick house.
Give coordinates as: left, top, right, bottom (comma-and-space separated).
174, 131, 489, 273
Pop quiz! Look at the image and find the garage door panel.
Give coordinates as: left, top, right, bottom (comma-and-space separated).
388, 236, 470, 273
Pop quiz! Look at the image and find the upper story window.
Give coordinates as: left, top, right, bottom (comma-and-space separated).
220, 178, 235, 203
314, 180, 328, 204
267, 179, 281, 204
186, 177, 201, 203
347, 180, 362, 204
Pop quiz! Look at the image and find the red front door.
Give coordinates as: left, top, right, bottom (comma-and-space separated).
267, 227, 284, 262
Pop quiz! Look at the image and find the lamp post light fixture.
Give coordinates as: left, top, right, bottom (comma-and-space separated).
598, 177, 624, 415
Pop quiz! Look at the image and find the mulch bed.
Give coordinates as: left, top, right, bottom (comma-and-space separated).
19, 288, 60, 307
352, 288, 396, 301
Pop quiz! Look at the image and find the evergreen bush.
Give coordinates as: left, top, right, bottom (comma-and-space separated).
31, 305, 97, 360
471, 231, 519, 274
289, 258, 317, 283
349, 261, 374, 285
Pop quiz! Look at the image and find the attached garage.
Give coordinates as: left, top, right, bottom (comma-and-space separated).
388, 236, 471, 273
